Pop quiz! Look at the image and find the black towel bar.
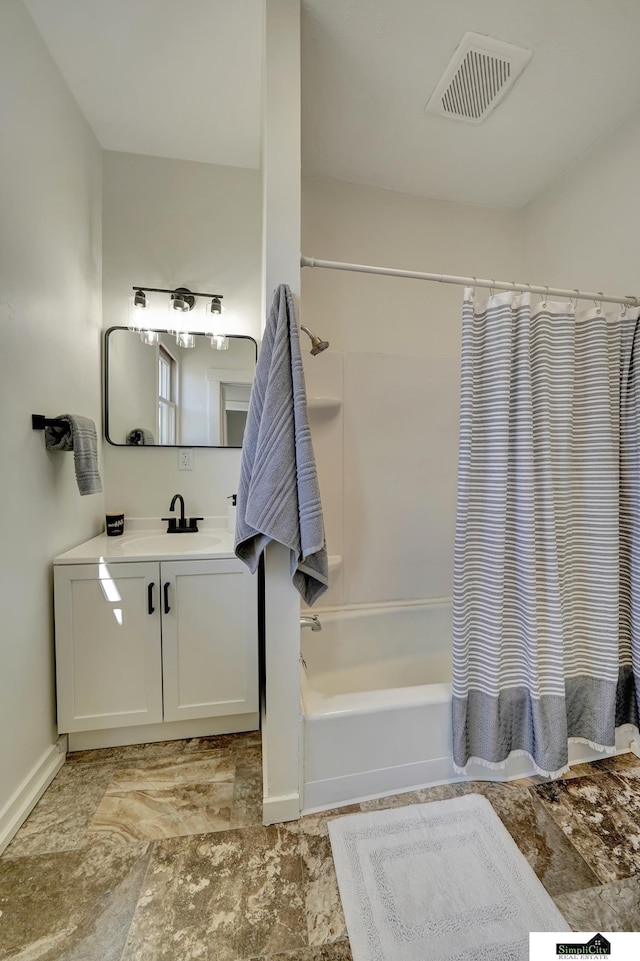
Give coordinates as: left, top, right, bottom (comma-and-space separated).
32, 414, 66, 431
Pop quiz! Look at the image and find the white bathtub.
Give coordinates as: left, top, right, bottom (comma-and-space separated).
300, 599, 615, 813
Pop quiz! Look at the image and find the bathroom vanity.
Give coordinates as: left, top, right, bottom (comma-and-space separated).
53, 528, 258, 750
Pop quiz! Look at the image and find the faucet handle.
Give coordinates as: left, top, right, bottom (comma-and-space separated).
188, 517, 204, 532
161, 517, 177, 533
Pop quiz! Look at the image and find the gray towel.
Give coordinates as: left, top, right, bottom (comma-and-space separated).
44, 414, 103, 496
235, 285, 328, 605
126, 428, 155, 445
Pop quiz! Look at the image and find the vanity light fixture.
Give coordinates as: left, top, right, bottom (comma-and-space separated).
130, 286, 224, 347
175, 331, 196, 349
170, 288, 196, 313
210, 333, 229, 351
128, 288, 149, 331
207, 296, 228, 349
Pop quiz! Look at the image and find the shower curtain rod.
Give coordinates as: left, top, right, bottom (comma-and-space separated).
300, 255, 639, 308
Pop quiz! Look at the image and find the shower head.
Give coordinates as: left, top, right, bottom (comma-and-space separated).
300, 324, 330, 356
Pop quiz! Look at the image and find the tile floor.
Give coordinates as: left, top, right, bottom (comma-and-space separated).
1, 734, 640, 959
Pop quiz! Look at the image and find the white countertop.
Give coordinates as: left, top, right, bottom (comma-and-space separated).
54, 527, 237, 564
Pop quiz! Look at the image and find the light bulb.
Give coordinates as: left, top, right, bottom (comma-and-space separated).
128, 289, 148, 331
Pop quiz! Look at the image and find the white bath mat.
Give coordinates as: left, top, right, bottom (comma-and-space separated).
328, 793, 570, 961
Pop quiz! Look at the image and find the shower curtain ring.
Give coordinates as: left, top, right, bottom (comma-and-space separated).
570, 289, 579, 311
541, 286, 549, 308
594, 293, 603, 314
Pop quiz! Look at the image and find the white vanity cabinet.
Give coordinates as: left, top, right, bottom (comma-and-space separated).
53, 555, 258, 735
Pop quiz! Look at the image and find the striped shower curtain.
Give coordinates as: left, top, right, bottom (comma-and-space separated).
452, 289, 640, 777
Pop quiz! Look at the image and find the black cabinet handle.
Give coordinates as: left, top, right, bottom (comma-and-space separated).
147, 582, 155, 614
163, 581, 171, 614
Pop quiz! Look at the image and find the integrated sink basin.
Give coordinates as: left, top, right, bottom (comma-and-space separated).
120, 533, 223, 555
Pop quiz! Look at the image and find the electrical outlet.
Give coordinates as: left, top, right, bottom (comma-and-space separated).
178, 448, 193, 471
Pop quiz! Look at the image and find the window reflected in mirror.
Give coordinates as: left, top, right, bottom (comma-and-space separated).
105, 327, 257, 448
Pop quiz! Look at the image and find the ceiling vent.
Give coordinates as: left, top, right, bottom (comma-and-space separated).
425, 32, 532, 124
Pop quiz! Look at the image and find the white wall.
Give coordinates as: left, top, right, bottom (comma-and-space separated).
0, 0, 103, 846
102, 151, 263, 521
260, 0, 304, 825
522, 108, 640, 297
301, 177, 523, 608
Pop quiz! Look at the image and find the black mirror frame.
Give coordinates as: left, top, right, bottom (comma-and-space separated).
103, 326, 258, 448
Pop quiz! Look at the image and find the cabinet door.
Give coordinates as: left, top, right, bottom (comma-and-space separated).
54, 562, 162, 732
161, 559, 258, 722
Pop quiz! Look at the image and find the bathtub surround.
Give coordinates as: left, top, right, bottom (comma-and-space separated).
300, 177, 523, 611
236, 284, 328, 606
328, 794, 569, 961
453, 291, 632, 777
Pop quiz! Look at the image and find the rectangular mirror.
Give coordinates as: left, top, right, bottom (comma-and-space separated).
105, 327, 257, 447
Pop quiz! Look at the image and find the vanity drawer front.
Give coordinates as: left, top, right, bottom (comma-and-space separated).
54, 562, 163, 732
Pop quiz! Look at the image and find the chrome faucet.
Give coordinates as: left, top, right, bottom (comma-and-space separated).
162, 494, 203, 533
300, 615, 322, 631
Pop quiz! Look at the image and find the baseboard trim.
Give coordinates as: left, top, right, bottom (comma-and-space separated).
262, 792, 300, 824
0, 739, 66, 855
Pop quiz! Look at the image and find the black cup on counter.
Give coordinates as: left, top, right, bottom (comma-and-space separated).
105, 512, 125, 536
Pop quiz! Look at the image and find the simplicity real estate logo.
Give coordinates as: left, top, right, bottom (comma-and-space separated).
556, 934, 611, 956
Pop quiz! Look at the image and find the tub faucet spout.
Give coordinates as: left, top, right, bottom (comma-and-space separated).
300, 615, 322, 632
